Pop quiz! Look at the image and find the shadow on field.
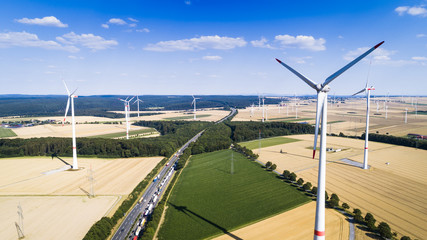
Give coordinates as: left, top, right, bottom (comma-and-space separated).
169, 202, 243, 240
51, 153, 72, 166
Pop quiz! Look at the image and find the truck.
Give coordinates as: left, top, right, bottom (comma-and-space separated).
152, 195, 158, 203
138, 196, 144, 203
135, 226, 142, 236
153, 177, 158, 182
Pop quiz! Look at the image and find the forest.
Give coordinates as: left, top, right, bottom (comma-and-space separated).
0, 95, 281, 117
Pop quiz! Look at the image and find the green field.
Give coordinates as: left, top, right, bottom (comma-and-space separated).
157, 149, 310, 240
0, 128, 17, 137
240, 136, 300, 150
87, 128, 157, 138
164, 114, 211, 120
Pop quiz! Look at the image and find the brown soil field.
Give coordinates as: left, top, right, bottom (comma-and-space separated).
9, 123, 152, 139
233, 97, 427, 137
0, 156, 162, 239
213, 202, 349, 240
256, 134, 427, 239
0, 195, 118, 240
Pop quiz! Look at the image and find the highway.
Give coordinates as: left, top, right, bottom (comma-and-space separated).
112, 131, 204, 240
112, 108, 235, 240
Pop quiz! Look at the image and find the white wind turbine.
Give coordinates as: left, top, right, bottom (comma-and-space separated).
119, 97, 134, 139
353, 82, 375, 170
276, 41, 384, 240
134, 96, 143, 117
192, 95, 200, 120
63, 80, 79, 170
250, 103, 255, 117
262, 96, 265, 122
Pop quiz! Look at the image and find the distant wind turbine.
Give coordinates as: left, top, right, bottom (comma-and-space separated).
192, 95, 200, 120
134, 96, 143, 117
119, 97, 134, 139
276, 40, 384, 240
353, 82, 375, 170
63, 80, 79, 170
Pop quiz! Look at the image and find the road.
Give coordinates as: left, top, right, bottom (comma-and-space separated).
112, 108, 235, 240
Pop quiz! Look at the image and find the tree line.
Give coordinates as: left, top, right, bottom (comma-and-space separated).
0, 121, 210, 158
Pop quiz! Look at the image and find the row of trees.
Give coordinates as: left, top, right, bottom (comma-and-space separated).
228, 121, 315, 142
0, 121, 210, 158
364, 133, 427, 150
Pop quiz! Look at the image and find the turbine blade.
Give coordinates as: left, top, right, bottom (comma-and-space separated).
275, 58, 318, 90
63, 97, 70, 126
63, 80, 70, 95
313, 93, 323, 158
322, 41, 384, 88
71, 88, 78, 96
129, 96, 135, 102
352, 88, 366, 96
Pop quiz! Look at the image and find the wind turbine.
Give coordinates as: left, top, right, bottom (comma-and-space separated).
119, 97, 134, 139
276, 41, 384, 240
192, 95, 200, 120
63, 80, 79, 170
250, 103, 255, 117
353, 82, 375, 170
405, 108, 408, 123
262, 96, 265, 122
134, 96, 143, 117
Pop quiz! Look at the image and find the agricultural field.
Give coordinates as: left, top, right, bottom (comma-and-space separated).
124, 109, 230, 122
157, 149, 310, 240
86, 128, 159, 139
6, 123, 153, 139
0, 156, 163, 239
252, 134, 427, 239
233, 97, 427, 137
0, 128, 16, 137
239, 136, 300, 150
164, 114, 211, 120
214, 202, 349, 240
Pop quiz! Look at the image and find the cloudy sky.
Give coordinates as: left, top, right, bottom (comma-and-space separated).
0, 0, 426, 96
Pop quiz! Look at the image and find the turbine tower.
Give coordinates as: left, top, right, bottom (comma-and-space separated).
276, 41, 384, 240
119, 97, 134, 139
262, 96, 265, 122
63, 80, 79, 170
405, 108, 408, 123
353, 83, 375, 170
192, 95, 200, 120
134, 96, 143, 117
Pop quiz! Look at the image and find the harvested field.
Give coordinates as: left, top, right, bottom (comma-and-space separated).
253, 134, 427, 239
0, 156, 163, 195
9, 123, 152, 139
0, 156, 162, 239
110, 109, 230, 122
0, 195, 117, 240
213, 202, 349, 240
233, 97, 427, 137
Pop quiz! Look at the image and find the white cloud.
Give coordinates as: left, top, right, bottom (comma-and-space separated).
101, 24, 109, 29
108, 18, 127, 25
275, 34, 326, 51
15, 16, 68, 27
136, 28, 150, 33
395, 6, 427, 16
416, 33, 426, 38
291, 56, 313, 64
144, 35, 247, 52
344, 47, 419, 66
185, 1, 191, 5
344, 47, 395, 62
412, 56, 427, 61
129, 23, 137, 27
0, 31, 78, 52
128, 18, 138, 22
202, 55, 222, 61
68, 55, 84, 60
338, 35, 344, 39
251, 37, 274, 49
56, 32, 118, 51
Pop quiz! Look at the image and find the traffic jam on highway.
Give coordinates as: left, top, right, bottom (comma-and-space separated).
115, 109, 233, 240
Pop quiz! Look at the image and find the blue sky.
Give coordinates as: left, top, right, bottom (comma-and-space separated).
0, 0, 426, 96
